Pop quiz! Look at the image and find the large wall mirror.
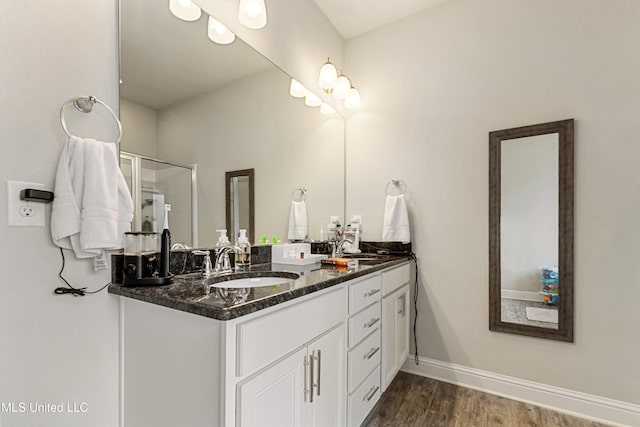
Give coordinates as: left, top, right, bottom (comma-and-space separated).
118, 0, 345, 246
489, 119, 574, 342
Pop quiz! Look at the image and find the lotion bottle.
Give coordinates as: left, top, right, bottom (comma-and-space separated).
236, 229, 251, 268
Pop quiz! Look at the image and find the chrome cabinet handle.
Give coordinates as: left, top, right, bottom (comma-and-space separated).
363, 385, 380, 402
363, 346, 380, 360
303, 355, 310, 402
364, 317, 380, 329
309, 351, 314, 403
364, 289, 380, 298
398, 294, 406, 316
315, 350, 321, 397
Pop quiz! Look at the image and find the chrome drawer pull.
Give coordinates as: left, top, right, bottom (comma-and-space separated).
363, 346, 380, 360
303, 355, 310, 402
363, 385, 380, 402
364, 317, 380, 329
309, 352, 314, 403
315, 350, 321, 396
363, 289, 380, 298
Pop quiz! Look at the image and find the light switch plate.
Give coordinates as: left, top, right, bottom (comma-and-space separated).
7, 181, 46, 227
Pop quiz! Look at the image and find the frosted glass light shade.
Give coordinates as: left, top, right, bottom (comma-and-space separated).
169, 0, 202, 21
320, 103, 336, 115
238, 0, 267, 29
207, 17, 235, 44
305, 93, 322, 107
318, 60, 338, 91
333, 75, 351, 99
289, 79, 308, 98
344, 88, 361, 109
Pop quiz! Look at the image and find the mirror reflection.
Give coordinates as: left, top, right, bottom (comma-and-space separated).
500, 134, 559, 330
119, 0, 345, 247
489, 119, 574, 342
226, 169, 255, 244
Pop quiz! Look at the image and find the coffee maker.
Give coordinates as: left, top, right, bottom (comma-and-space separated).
123, 232, 173, 286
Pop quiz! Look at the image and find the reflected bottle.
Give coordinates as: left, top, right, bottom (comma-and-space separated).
236, 229, 251, 269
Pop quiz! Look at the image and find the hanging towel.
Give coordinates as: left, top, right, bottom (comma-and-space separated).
382, 194, 410, 243
287, 200, 308, 241
51, 136, 134, 259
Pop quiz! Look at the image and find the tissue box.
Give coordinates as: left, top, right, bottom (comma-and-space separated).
271, 243, 327, 265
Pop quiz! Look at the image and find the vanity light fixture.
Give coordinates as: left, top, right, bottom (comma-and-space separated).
207, 17, 235, 45
169, 0, 202, 21
318, 58, 338, 93
304, 92, 322, 107
344, 87, 361, 109
238, 0, 267, 29
320, 103, 336, 115
332, 74, 351, 100
289, 79, 308, 98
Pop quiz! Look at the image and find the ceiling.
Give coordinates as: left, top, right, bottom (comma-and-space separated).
313, 0, 450, 39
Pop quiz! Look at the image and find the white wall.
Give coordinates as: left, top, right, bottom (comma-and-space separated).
120, 99, 157, 158
156, 69, 344, 246
345, 0, 640, 405
0, 1, 120, 426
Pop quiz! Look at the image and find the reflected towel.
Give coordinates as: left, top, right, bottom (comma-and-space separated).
51, 136, 133, 259
287, 200, 308, 241
382, 194, 410, 243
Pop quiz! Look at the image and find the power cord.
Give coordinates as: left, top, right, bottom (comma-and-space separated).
54, 248, 111, 297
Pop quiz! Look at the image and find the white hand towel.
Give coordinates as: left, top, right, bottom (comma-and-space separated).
51, 136, 133, 259
382, 194, 410, 243
287, 200, 308, 241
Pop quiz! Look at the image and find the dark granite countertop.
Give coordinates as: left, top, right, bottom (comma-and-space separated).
108, 255, 411, 321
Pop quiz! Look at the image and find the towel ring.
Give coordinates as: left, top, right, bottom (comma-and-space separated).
292, 187, 307, 202
60, 95, 123, 143
385, 179, 406, 196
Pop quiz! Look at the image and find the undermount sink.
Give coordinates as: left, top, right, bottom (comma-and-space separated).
207, 271, 299, 289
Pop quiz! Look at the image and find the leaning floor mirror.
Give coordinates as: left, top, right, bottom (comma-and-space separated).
489, 119, 574, 342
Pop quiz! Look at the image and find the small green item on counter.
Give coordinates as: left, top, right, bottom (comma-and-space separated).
272, 235, 278, 244
260, 235, 267, 244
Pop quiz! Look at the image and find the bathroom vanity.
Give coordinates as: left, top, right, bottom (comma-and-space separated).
109, 256, 412, 427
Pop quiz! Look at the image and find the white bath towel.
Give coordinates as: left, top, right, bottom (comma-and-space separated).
382, 194, 410, 243
51, 136, 133, 259
287, 200, 308, 241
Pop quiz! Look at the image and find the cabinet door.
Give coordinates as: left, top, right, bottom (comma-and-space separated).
381, 284, 410, 391
238, 347, 308, 427
394, 285, 410, 376
307, 324, 347, 427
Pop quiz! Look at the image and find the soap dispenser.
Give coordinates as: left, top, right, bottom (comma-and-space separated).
216, 229, 230, 247
236, 229, 251, 268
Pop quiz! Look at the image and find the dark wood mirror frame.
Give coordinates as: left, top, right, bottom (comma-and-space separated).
489, 119, 574, 342
225, 168, 255, 244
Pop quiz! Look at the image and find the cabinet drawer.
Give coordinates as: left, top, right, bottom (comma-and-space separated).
349, 274, 381, 314
347, 328, 380, 394
382, 263, 411, 296
348, 366, 381, 427
237, 287, 347, 377
348, 301, 380, 347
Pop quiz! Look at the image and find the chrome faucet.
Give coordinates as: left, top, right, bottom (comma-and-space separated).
333, 237, 354, 258
214, 245, 244, 272
192, 250, 213, 277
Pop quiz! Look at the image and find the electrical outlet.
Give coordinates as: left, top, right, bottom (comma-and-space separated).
7, 181, 46, 227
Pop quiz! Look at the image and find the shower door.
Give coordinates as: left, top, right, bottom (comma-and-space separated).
120, 151, 197, 247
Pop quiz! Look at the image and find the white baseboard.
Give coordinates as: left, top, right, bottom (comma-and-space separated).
401, 355, 640, 427
501, 289, 543, 302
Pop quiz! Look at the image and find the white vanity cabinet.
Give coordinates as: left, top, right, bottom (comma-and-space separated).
237, 324, 346, 427
118, 260, 413, 427
381, 263, 412, 391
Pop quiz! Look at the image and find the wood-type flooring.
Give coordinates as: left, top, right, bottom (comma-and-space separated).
362, 371, 610, 427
